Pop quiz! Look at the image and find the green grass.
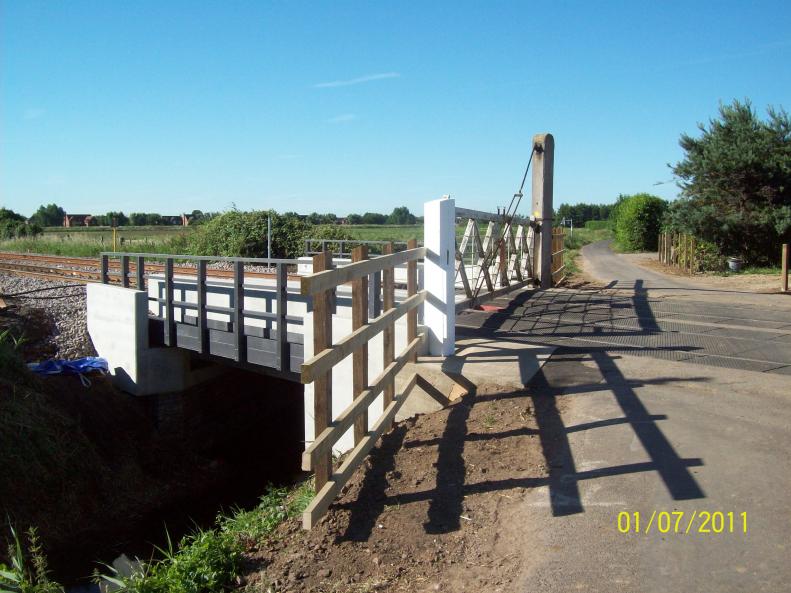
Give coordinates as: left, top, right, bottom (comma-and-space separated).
94, 480, 314, 593
714, 265, 782, 276
0, 526, 63, 593
2, 481, 314, 593
342, 224, 423, 242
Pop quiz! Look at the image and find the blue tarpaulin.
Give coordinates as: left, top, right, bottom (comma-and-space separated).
28, 357, 109, 376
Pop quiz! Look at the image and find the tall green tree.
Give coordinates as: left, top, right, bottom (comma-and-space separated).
669, 99, 791, 263
386, 206, 416, 225
29, 203, 65, 227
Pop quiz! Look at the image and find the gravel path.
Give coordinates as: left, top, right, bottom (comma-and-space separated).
0, 273, 96, 360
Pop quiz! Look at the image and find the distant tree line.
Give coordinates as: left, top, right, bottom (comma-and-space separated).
556, 202, 614, 224
21, 203, 421, 228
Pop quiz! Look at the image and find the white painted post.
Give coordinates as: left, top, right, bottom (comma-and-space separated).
423, 196, 456, 356
532, 133, 555, 289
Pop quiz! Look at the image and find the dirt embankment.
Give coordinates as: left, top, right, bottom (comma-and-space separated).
241, 380, 566, 593
1, 281, 306, 584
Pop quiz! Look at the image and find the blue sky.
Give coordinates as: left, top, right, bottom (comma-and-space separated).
2, 1, 790, 217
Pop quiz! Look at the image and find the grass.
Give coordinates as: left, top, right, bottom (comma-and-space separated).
93, 480, 314, 592
714, 265, 782, 276
562, 226, 614, 277
1, 480, 314, 593
0, 526, 63, 593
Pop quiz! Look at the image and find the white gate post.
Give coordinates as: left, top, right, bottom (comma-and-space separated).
423, 196, 456, 356
532, 133, 555, 289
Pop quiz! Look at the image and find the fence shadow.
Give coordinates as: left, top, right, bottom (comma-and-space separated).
336, 279, 707, 538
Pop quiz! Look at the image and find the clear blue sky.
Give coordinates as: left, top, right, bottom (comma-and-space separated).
2, 1, 790, 217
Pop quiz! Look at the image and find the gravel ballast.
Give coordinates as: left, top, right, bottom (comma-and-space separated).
0, 273, 95, 360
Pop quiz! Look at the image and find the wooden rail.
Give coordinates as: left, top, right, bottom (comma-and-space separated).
301, 243, 424, 529
658, 232, 696, 274
550, 227, 566, 285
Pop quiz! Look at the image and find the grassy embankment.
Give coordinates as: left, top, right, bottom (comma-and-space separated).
1, 330, 314, 592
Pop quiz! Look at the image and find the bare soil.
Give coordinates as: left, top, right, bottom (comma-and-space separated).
631, 255, 785, 293
242, 382, 565, 593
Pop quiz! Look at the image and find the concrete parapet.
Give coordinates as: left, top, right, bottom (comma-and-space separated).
86, 283, 223, 395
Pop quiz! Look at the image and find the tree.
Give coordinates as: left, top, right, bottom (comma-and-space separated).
669, 99, 791, 263
95, 211, 129, 226
556, 202, 613, 225
360, 212, 387, 225
0, 208, 42, 239
387, 206, 416, 225
29, 203, 65, 227
612, 193, 667, 251
346, 213, 362, 225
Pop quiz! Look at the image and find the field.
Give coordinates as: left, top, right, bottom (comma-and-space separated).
0, 226, 195, 257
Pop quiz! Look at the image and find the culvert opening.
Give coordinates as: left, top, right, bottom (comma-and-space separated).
45, 366, 306, 587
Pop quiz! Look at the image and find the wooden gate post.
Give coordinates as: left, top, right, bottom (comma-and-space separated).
351, 246, 368, 445
531, 133, 555, 289
406, 238, 418, 362
782, 244, 789, 293
382, 243, 395, 411
312, 251, 333, 491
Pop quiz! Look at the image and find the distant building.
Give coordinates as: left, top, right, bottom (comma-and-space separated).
63, 214, 94, 227
162, 214, 191, 226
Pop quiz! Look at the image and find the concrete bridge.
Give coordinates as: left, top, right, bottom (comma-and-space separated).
86, 134, 557, 526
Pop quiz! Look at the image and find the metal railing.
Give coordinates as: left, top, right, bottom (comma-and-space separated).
100, 252, 301, 373
454, 207, 537, 307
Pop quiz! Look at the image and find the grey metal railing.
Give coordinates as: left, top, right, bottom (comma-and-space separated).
100, 252, 301, 372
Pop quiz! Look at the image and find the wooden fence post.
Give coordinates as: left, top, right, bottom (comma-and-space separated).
382, 243, 395, 412
782, 244, 789, 293
351, 246, 369, 445
312, 251, 333, 491
407, 238, 418, 362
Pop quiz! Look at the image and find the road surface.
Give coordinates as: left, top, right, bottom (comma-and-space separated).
455, 240, 791, 592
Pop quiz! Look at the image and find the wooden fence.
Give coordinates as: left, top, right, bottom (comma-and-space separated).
658, 232, 696, 274
299, 240, 426, 529
550, 227, 566, 285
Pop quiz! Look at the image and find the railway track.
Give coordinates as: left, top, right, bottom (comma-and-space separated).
0, 252, 300, 285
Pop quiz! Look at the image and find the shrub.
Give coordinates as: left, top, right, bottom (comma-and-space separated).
693, 239, 727, 272
185, 210, 309, 258
612, 193, 667, 251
